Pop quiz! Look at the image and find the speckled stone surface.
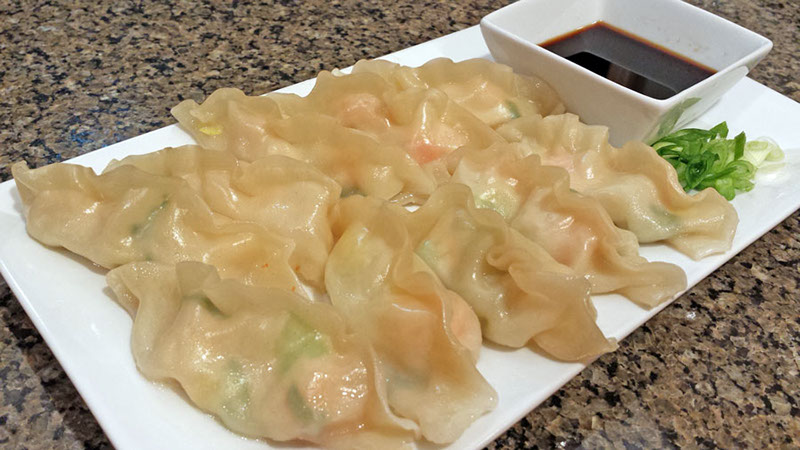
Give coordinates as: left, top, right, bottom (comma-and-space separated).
0, 0, 798, 449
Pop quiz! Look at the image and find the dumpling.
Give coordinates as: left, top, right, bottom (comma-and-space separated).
170, 88, 293, 160
12, 161, 301, 292
172, 89, 436, 203
352, 58, 565, 127
404, 184, 615, 360
497, 114, 739, 259
267, 69, 394, 134
104, 143, 240, 191
107, 261, 418, 449
276, 69, 504, 164
267, 113, 437, 203
107, 146, 340, 289
325, 195, 495, 443
450, 144, 687, 307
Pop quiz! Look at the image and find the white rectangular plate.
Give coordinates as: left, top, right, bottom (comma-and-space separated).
0, 26, 798, 450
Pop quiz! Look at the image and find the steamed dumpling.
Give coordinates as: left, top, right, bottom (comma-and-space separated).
12, 161, 302, 292
352, 58, 566, 127
274, 69, 505, 188
172, 90, 437, 204
107, 146, 341, 289
170, 87, 293, 160
404, 184, 615, 360
107, 261, 418, 449
451, 144, 687, 307
498, 114, 739, 259
326, 195, 495, 443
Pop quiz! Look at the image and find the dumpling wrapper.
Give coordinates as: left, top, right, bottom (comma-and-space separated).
325, 195, 495, 443
352, 57, 565, 127
451, 144, 687, 307
171, 89, 436, 204
107, 146, 340, 289
170, 57, 558, 203
107, 261, 418, 449
12, 161, 302, 292
497, 114, 739, 259
405, 184, 616, 360
271, 69, 505, 187
170, 87, 294, 159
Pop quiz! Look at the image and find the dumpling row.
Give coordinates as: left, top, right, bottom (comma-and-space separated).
12, 57, 737, 448
12, 152, 496, 447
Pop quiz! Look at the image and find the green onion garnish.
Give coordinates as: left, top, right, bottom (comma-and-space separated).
651, 122, 784, 200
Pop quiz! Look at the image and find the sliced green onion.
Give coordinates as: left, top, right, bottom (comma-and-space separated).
276, 314, 330, 374
651, 121, 784, 200
742, 137, 785, 167
505, 100, 521, 119
220, 361, 250, 420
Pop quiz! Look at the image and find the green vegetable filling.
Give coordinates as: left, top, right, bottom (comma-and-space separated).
651, 122, 783, 200
199, 124, 223, 136
220, 362, 250, 420
276, 314, 330, 374
505, 100, 521, 119
287, 385, 318, 424
184, 293, 226, 317
649, 205, 680, 231
474, 188, 516, 219
131, 199, 169, 235
340, 186, 363, 198
415, 239, 438, 266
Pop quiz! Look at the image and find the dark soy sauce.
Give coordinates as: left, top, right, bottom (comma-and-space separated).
540, 22, 716, 100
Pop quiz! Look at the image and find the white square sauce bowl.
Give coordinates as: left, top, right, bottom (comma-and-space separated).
480, 0, 772, 145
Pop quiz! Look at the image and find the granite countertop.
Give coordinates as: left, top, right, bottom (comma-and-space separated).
0, 0, 798, 448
